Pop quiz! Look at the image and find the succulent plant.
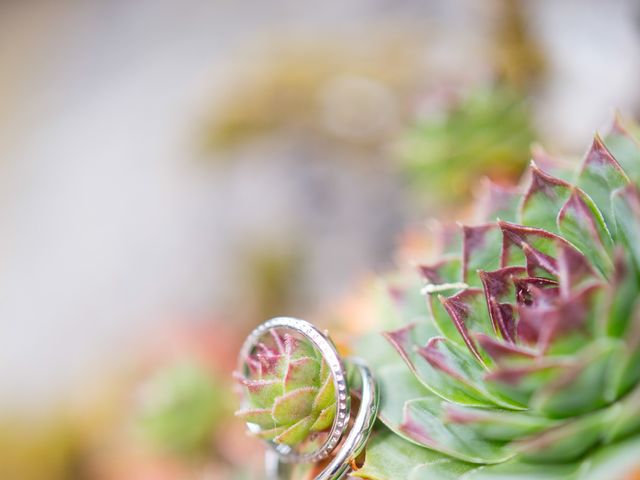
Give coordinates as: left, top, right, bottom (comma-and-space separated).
348, 115, 640, 479
137, 361, 230, 457
398, 87, 536, 206
235, 330, 336, 447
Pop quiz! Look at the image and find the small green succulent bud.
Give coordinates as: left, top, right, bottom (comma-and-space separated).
236, 330, 336, 447
136, 361, 229, 456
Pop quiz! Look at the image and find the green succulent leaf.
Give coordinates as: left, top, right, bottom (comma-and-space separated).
353, 427, 474, 480
603, 115, 640, 182
520, 162, 572, 233
137, 361, 229, 456
557, 189, 613, 277
612, 184, 640, 269
475, 180, 521, 224
400, 397, 512, 463
462, 224, 503, 287
576, 136, 630, 237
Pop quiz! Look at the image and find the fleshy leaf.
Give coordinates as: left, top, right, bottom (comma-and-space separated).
235, 408, 275, 429
256, 425, 286, 441
485, 359, 568, 407
555, 242, 601, 297
576, 135, 630, 237
352, 427, 468, 480
409, 459, 477, 480
603, 114, 640, 182
557, 188, 613, 277
513, 410, 605, 462
375, 363, 432, 429
313, 369, 335, 411
274, 416, 315, 446
479, 267, 526, 304
520, 162, 572, 233
475, 333, 536, 366
606, 302, 640, 398
603, 384, 640, 443
461, 460, 581, 480
531, 339, 622, 417
463, 224, 503, 287
499, 221, 567, 278
427, 286, 470, 346
244, 379, 283, 409
272, 386, 317, 424
419, 255, 463, 285
612, 184, 640, 269
417, 337, 524, 409
439, 288, 494, 363
474, 179, 521, 223
384, 326, 494, 407
310, 402, 336, 431
581, 434, 640, 480
284, 357, 320, 391
399, 397, 512, 463
479, 267, 527, 341
444, 404, 554, 442
284, 334, 318, 361
604, 251, 640, 338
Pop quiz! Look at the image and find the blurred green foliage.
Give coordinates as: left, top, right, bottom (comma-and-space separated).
397, 87, 535, 206
136, 361, 232, 458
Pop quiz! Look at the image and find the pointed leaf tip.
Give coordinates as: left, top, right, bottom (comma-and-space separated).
417, 337, 468, 383
439, 289, 490, 364
577, 135, 630, 236
520, 163, 571, 233
475, 333, 536, 364
474, 178, 521, 223
557, 187, 613, 276
418, 256, 462, 285
383, 324, 418, 368
479, 266, 526, 301
462, 223, 502, 286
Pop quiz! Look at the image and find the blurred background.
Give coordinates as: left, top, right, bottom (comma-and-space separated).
0, 0, 639, 478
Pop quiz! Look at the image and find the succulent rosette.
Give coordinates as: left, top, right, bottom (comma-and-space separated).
349, 116, 640, 479
235, 330, 337, 449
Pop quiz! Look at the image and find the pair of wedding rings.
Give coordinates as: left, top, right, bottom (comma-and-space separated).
237, 317, 379, 480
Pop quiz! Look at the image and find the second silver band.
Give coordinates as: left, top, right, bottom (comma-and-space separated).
265, 358, 379, 480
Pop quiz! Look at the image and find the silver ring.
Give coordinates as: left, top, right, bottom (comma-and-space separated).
237, 318, 379, 480
237, 317, 351, 463
265, 359, 379, 480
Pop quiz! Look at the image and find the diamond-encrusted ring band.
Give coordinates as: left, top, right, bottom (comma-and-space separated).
237, 318, 379, 479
